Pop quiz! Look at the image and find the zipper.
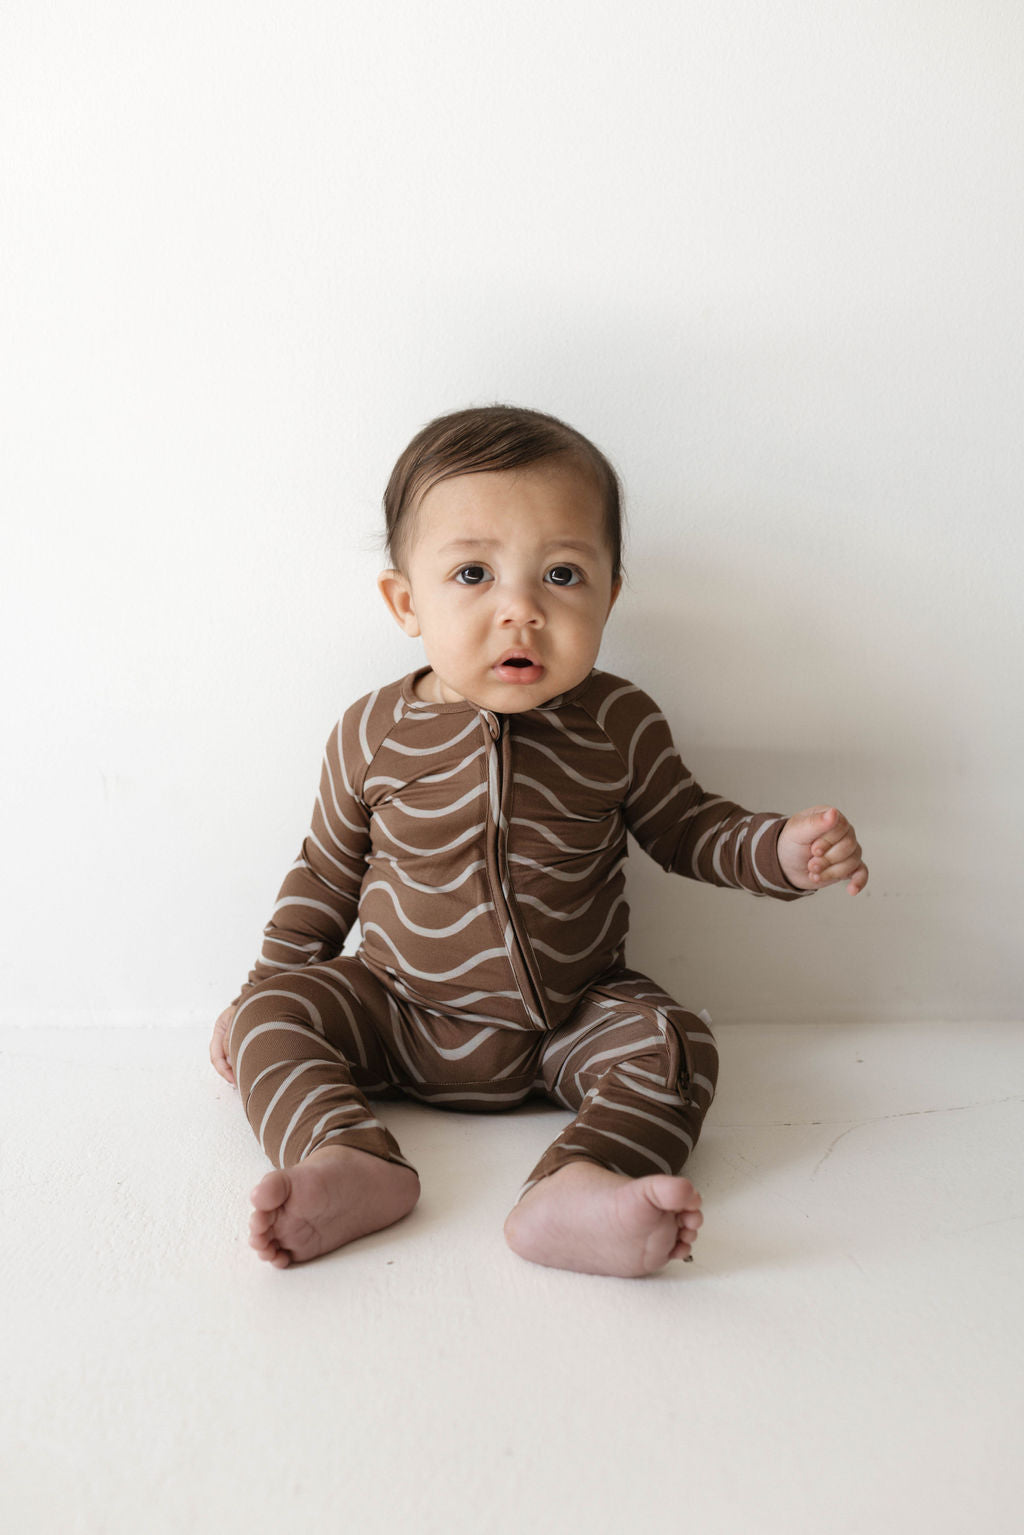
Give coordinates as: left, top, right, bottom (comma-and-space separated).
480, 710, 550, 1029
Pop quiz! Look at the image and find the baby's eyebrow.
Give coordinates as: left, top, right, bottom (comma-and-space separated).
437, 538, 600, 557
438, 539, 501, 552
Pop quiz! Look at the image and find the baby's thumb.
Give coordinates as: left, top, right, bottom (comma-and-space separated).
790, 806, 837, 842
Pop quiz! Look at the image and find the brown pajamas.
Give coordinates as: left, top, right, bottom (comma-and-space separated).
229, 667, 807, 1196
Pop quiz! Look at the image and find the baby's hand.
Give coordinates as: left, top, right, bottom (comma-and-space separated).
778, 807, 868, 895
210, 1003, 238, 1085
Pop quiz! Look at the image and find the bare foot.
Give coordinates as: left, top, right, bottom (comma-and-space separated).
248, 1145, 420, 1268
504, 1161, 703, 1277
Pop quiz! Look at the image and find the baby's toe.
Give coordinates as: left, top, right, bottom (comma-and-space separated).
249, 1207, 276, 1237
251, 1169, 289, 1212
256, 1239, 290, 1267
250, 1226, 287, 1263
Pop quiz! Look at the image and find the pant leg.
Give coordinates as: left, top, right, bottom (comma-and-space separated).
521, 967, 719, 1197
228, 955, 415, 1172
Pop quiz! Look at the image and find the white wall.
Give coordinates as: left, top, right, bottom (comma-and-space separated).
3, 0, 1022, 1026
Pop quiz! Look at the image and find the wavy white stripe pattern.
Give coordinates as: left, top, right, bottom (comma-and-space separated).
230, 669, 808, 1185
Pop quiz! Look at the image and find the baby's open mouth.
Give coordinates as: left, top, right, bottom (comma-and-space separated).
494, 654, 544, 683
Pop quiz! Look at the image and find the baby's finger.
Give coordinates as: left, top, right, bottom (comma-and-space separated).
810, 852, 865, 886
210, 1033, 236, 1085
846, 862, 869, 894
815, 833, 862, 869
810, 816, 853, 856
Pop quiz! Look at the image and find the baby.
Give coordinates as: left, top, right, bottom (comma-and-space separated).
210, 404, 868, 1278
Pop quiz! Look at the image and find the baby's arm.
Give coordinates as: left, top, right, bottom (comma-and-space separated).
776, 806, 868, 895
611, 684, 866, 900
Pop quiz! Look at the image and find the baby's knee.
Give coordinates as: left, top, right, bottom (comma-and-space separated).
663, 1010, 719, 1105
227, 978, 316, 1072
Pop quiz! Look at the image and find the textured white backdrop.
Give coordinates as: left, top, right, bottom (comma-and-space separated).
2, 1, 1022, 1025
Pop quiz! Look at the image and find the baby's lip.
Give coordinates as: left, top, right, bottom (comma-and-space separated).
495, 648, 542, 667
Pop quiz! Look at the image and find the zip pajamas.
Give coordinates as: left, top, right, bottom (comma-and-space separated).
228, 668, 808, 1196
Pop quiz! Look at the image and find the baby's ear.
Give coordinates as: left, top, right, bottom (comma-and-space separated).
377, 570, 421, 637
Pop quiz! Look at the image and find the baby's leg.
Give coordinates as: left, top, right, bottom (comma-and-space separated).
504, 972, 717, 1278
229, 959, 419, 1266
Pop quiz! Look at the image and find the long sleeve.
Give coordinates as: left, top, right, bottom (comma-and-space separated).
608, 684, 809, 900
232, 711, 373, 1005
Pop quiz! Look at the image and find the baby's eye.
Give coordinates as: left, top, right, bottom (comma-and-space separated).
546, 565, 582, 587
454, 565, 492, 585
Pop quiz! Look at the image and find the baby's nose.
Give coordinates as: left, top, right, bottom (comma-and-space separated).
497, 586, 545, 625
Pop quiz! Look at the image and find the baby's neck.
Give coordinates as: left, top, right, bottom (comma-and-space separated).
413, 669, 454, 704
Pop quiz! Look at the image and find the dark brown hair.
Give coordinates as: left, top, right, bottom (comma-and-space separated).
383, 404, 624, 580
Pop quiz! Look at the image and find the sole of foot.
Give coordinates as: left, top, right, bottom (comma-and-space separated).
248, 1144, 420, 1268
504, 1161, 703, 1277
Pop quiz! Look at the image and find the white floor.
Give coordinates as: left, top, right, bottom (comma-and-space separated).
2, 1020, 1021, 1535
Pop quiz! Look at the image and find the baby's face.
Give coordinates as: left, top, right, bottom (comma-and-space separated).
378, 461, 621, 711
